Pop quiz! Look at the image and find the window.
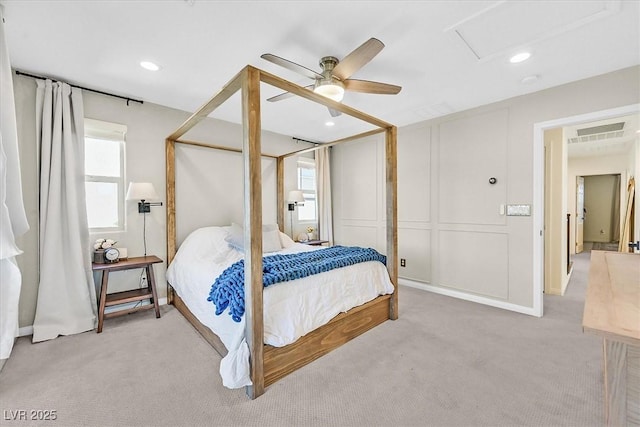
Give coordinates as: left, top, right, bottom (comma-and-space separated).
297, 158, 316, 221
84, 119, 126, 231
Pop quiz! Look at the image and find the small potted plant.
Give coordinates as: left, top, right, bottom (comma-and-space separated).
306, 226, 315, 241
93, 238, 118, 263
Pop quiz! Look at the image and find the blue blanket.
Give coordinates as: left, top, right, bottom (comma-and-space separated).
207, 245, 386, 322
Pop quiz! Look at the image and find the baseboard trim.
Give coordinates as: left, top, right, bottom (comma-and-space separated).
18, 297, 168, 337
399, 278, 540, 317
18, 326, 33, 337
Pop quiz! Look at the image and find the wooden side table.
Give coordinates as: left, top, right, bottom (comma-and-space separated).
300, 239, 329, 246
92, 255, 163, 333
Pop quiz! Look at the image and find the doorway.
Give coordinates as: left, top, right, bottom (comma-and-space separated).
580, 174, 621, 251
533, 103, 640, 315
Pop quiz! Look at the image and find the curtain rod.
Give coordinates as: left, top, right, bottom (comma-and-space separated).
292, 137, 319, 146
15, 70, 144, 105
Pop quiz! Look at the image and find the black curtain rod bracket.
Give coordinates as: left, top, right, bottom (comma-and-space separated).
15, 70, 143, 105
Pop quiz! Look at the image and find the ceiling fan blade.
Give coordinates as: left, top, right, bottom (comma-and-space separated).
328, 107, 342, 117
267, 91, 296, 102
332, 38, 385, 80
261, 53, 323, 80
343, 79, 402, 95
266, 84, 314, 102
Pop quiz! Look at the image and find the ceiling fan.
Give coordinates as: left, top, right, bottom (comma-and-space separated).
261, 38, 401, 117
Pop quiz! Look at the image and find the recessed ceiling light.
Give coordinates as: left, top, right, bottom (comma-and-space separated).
325, 121, 335, 127
140, 61, 160, 71
509, 52, 531, 63
521, 75, 539, 84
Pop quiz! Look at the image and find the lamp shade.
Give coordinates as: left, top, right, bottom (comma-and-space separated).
126, 182, 159, 201
288, 190, 305, 203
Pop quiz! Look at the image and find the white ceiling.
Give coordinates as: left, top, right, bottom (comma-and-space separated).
2, 0, 639, 143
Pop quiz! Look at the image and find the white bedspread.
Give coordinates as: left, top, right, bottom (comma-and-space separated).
166, 226, 395, 388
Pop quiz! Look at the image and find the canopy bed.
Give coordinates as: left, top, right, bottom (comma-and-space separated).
165, 66, 398, 399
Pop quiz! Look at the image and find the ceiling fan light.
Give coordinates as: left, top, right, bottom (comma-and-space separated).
313, 80, 345, 102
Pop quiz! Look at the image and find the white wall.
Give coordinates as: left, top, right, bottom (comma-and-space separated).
544, 127, 570, 296
13, 73, 311, 329
332, 66, 640, 315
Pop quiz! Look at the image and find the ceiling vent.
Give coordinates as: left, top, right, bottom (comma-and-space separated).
576, 122, 625, 136
568, 122, 626, 144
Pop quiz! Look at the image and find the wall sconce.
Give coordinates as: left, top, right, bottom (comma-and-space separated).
126, 182, 163, 213
288, 190, 305, 211
287, 190, 305, 238
126, 182, 163, 256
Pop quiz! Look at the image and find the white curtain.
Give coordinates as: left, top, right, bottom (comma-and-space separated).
32, 79, 96, 342
0, 6, 30, 362
316, 146, 333, 245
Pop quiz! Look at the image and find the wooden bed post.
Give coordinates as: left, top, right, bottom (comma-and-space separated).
277, 156, 285, 233
242, 66, 265, 399
386, 126, 398, 320
166, 138, 176, 304
166, 65, 399, 398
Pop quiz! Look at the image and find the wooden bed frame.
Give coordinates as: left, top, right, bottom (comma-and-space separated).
165, 66, 398, 399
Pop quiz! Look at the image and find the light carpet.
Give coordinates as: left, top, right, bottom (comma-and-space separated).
0, 252, 603, 426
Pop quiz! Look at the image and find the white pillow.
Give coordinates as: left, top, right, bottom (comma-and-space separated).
178, 226, 229, 257
262, 226, 282, 253
224, 223, 244, 251
279, 231, 296, 248
225, 223, 283, 253
173, 226, 234, 265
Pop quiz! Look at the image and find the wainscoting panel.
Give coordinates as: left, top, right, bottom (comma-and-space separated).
338, 140, 379, 222
438, 109, 508, 225
398, 124, 431, 223
438, 230, 509, 299
340, 225, 379, 250
398, 228, 431, 283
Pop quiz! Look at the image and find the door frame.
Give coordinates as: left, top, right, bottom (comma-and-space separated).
576, 175, 584, 253
533, 103, 639, 317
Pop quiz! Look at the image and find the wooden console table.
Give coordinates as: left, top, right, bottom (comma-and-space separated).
582, 250, 640, 426
92, 255, 163, 333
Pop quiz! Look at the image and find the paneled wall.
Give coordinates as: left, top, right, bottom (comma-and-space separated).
333, 112, 513, 304
439, 110, 508, 226
397, 125, 431, 283
332, 137, 385, 251
332, 66, 640, 315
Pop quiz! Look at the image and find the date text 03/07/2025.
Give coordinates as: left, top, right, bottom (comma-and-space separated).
3, 409, 57, 421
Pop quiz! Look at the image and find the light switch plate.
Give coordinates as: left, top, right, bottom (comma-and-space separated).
507, 204, 531, 216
